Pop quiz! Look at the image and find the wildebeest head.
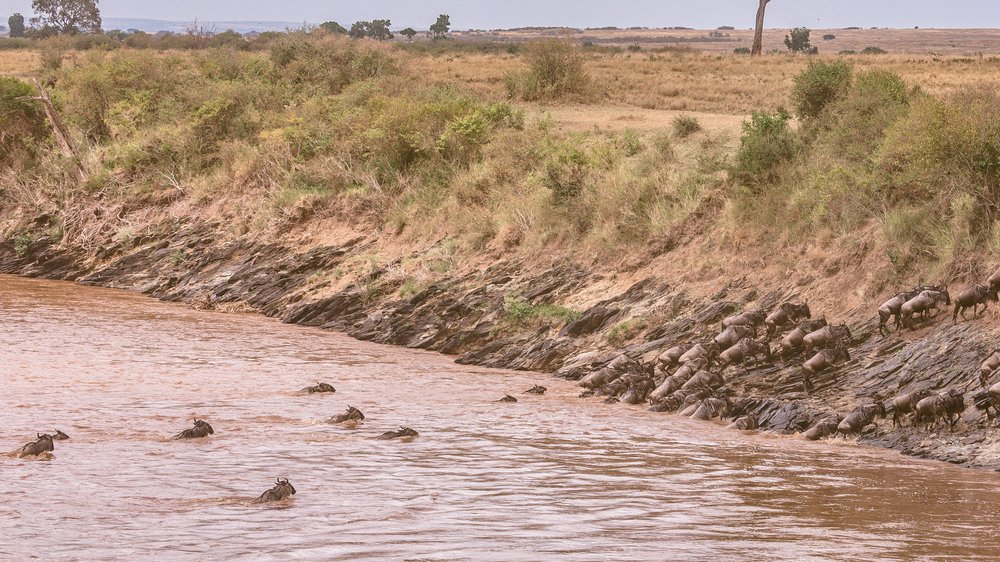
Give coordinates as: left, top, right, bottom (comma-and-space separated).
193, 419, 214, 434
275, 478, 296, 496
942, 286, 951, 305
52, 430, 69, 440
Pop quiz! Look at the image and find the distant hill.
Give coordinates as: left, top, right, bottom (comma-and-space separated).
103, 18, 304, 34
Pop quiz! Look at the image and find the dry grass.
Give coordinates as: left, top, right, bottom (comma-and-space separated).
0, 50, 39, 79
408, 50, 1000, 114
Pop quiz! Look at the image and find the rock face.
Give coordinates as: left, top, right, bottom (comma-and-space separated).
3, 224, 1000, 469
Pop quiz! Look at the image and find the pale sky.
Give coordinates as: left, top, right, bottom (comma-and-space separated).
3, 0, 1000, 29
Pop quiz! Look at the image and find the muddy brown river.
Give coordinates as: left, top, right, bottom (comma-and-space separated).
3, 275, 1000, 560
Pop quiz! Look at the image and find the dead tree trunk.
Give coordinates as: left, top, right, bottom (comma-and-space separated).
17, 79, 86, 183
751, 0, 771, 56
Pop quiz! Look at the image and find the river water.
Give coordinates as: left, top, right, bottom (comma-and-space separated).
2, 274, 1000, 560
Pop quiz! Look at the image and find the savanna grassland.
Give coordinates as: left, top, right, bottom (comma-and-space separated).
3, 28, 1000, 312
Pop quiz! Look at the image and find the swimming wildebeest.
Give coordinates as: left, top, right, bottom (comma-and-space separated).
915, 390, 965, 431
837, 403, 887, 438
802, 344, 851, 389
981, 351, 1000, 387
251, 478, 296, 504
900, 289, 951, 329
891, 389, 932, 427
173, 419, 214, 440
716, 338, 771, 370
953, 284, 997, 323
524, 385, 547, 395
804, 414, 842, 440
727, 414, 759, 430
677, 342, 721, 367
52, 430, 69, 440
721, 309, 766, 332
329, 406, 365, 423
18, 433, 54, 457
379, 427, 419, 440
765, 302, 811, 336
300, 382, 336, 394
802, 324, 852, 355
498, 394, 518, 403
779, 318, 828, 356
714, 325, 756, 351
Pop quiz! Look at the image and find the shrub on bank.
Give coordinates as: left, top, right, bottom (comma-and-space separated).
790, 60, 852, 120
733, 110, 796, 190
0, 77, 50, 169
504, 38, 593, 101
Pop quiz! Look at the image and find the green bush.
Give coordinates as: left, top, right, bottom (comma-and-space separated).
816, 69, 910, 162
734, 110, 795, 189
544, 141, 591, 202
861, 46, 887, 55
0, 77, 50, 169
671, 115, 702, 138
790, 60, 852, 120
505, 38, 592, 101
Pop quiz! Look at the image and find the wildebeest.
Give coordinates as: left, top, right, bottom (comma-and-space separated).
677, 342, 721, 367
915, 390, 965, 431
52, 430, 69, 440
765, 302, 811, 336
716, 338, 771, 370
891, 389, 932, 427
714, 325, 756, 351
578, 354, 637, 389
802, 324, 852, 355
300, 382, 336, 394
689, 397, 732, 421
721, 309, 766, 331
679, 369, 725, 392
979, 382, 1000, 421
837, 403, 887, 438
648, 357, 706, 402
953, 284, 997, 322
804, 414, 842, 440
988, 266, 1000, 291
620, 377, 655, 405
981, 351, 1000, 387
378, 427, 419, 440
657, 344, 692, 369
779, 318, 828, 356
18, 433, 54, 458
329, 406, 365, 423
524, 385, 547, 395
877, 290, 919, 335
802, 344, 851, 388
251, 478, 296, 504
498, 394, 518, 403
900, 289, 951, 329
727, 414, 759, 430
173, 419, 214, 440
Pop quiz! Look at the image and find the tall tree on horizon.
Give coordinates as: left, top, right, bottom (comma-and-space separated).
30, 0, 102, 35
8, 12, 25, 37
751, 0, 770, 56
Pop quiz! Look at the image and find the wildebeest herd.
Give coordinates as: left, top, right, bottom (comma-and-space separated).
9, 381, 424, 505
573, 267, 1000, 443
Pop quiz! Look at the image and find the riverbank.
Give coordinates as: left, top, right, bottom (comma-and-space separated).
3, 211, 999, 471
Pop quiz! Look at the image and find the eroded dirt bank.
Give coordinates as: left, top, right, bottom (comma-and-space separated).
4, 214, 999, 470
